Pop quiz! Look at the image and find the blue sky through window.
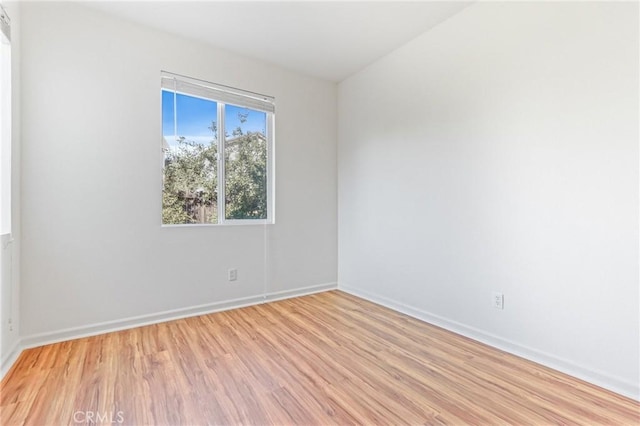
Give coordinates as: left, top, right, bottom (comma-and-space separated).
162, 90, 266, 147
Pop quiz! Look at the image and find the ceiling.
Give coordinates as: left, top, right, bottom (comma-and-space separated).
85, 1, 471, 82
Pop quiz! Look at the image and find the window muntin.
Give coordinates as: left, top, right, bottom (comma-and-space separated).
161, 73, 274, 226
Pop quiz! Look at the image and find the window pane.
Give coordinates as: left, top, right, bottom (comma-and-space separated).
224, 104, 267, 220
162, 90, 218, 224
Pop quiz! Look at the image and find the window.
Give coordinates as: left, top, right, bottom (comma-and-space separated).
0, 5, 11, 236
161, 72, 274, 225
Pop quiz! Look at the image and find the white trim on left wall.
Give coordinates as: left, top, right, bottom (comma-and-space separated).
0, 282, 337, 380
0, 337, 20, 378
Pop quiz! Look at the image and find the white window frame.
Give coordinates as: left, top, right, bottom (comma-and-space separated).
161, 71, 275, 226
0, 4, 11, 236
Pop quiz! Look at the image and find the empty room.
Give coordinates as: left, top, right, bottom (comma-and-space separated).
0, 1, 638, 424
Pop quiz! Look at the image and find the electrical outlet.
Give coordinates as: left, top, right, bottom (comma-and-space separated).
228, 268, 238, 282
492, 292, 504, 310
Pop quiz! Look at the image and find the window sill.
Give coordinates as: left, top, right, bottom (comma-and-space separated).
161, 220, 274, 228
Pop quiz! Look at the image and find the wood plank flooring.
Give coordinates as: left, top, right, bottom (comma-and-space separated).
1, 290, 638, 425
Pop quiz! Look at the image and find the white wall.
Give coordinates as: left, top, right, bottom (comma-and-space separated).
338, 2, 639, 399
0, 0, 20, 374
19, 3, 336, 339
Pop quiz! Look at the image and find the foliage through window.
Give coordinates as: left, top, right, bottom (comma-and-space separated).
161, 73, 274, 225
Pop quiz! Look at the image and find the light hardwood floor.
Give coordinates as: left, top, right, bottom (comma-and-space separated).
1, 290, 638, 425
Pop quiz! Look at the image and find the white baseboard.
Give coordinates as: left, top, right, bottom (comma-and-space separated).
1, 338, 22, 379
339, 284, 640, 402
263, 283, 337, 303
2, 282, 337, 381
